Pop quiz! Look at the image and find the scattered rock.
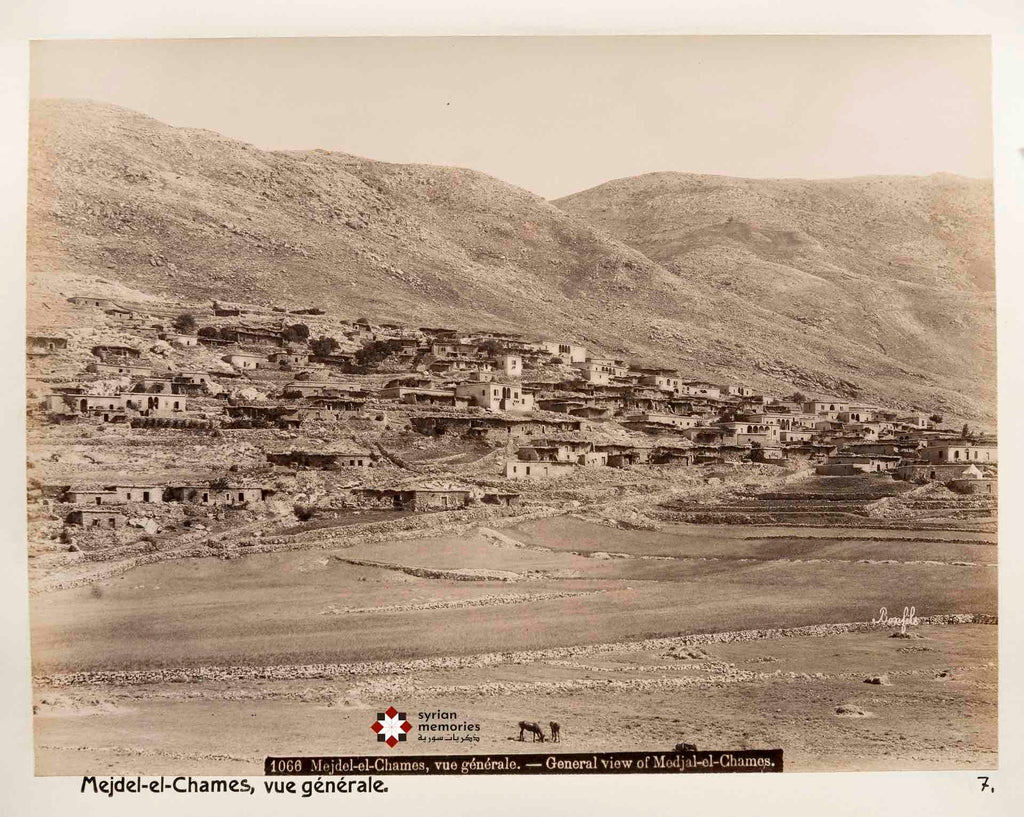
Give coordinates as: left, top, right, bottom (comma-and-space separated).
835, 704, 873, 718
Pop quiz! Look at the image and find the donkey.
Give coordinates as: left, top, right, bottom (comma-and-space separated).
518, 721, 546, 742
549, 722, 561, 743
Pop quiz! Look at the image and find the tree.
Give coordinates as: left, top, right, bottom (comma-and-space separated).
310, 336, 340, 358
479, 339, 503, 355
173, 313, 196, 334
791, 392, 807, 403
929, 413, 944, 425
355, 339, 400, 368
284, 323, 310, 343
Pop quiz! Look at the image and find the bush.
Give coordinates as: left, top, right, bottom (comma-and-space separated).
294, 503, 317, 521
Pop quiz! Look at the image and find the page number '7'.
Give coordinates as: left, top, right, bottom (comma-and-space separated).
978, 776, 995, 793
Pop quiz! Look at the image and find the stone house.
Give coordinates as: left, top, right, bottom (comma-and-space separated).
495, 354, 522, 377
918, 440, 997, 465
779, 429, 814, 443
455, 382, 535, 413
64, 488, 119, 505
165, 485, 271, 505
411, 414, 581, 440
26, 335, 68, 354
379, 386, 468, 408
681, 382, 722, 399
92, 344, 141, 360
624, 412, 700, 429
267, 450, 376, 469
160, 333, 199, 348
751, 446, 786, 462
539, 341, 587, 365
267, 351, 310, 368
515, 444, 574, 463
803, 399, 852, 416
223, 352, 267, 370
68, 296, 120, 309
650, 447, 695, 466
578, 365, 611, 385
505, 460, 577, 479
66, 509, 126, 528
141, 394, 186, 413
597, 444, 652, 468
816, 454, 901, 474
639, 373, 682, 393
110, 485, 164, 503
354, 486, 471, 511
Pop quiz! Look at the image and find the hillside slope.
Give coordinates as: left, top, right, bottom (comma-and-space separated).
27, 99, 996, 421
555, 172, 996, 421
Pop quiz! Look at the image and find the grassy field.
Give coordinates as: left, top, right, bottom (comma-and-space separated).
29, 519, 997, 673
508, 518, 997, 562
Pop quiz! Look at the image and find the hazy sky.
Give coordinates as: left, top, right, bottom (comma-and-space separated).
30, 36, 992, 199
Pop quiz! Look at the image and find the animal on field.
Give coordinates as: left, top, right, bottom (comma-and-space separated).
675, 742, 698, 752
549, 721, 561, 743
518, 721, 546, 742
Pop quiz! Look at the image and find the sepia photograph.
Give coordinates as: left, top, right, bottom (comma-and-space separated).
21, 33, 999, 779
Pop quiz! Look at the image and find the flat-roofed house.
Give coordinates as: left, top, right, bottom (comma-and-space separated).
639, 373, 681, 394
110, 485, 164, 504
455, 382, 535, 413
354, 485, 471, 511
223, 352, 266, 370
539, 341, 587, 365
68, 296, 119, 309
165, 484, 272, 505
64, 488, 119, 506
505, 460, 577, 479
92, 344, 141, 361
919, 440, 997, 465
496, 353, 523, 377
267, 450, 377, 469
803, 399, 852, 416
66, 509, 126, 529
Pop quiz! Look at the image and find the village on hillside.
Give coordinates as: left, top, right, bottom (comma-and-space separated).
25, 293, 997, 584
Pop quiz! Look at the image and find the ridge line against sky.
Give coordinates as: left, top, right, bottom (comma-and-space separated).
30, 36, 993, 199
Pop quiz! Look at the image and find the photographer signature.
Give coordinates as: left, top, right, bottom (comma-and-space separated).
871, 606, 920, 634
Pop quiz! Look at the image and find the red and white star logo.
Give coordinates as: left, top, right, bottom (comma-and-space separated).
371, 707, 413, 747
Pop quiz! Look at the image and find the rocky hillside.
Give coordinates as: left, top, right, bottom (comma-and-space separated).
555, 172, 996, 422
27, 99, 996, 422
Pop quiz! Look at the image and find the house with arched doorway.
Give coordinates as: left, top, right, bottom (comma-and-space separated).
919, 440, 997, 465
